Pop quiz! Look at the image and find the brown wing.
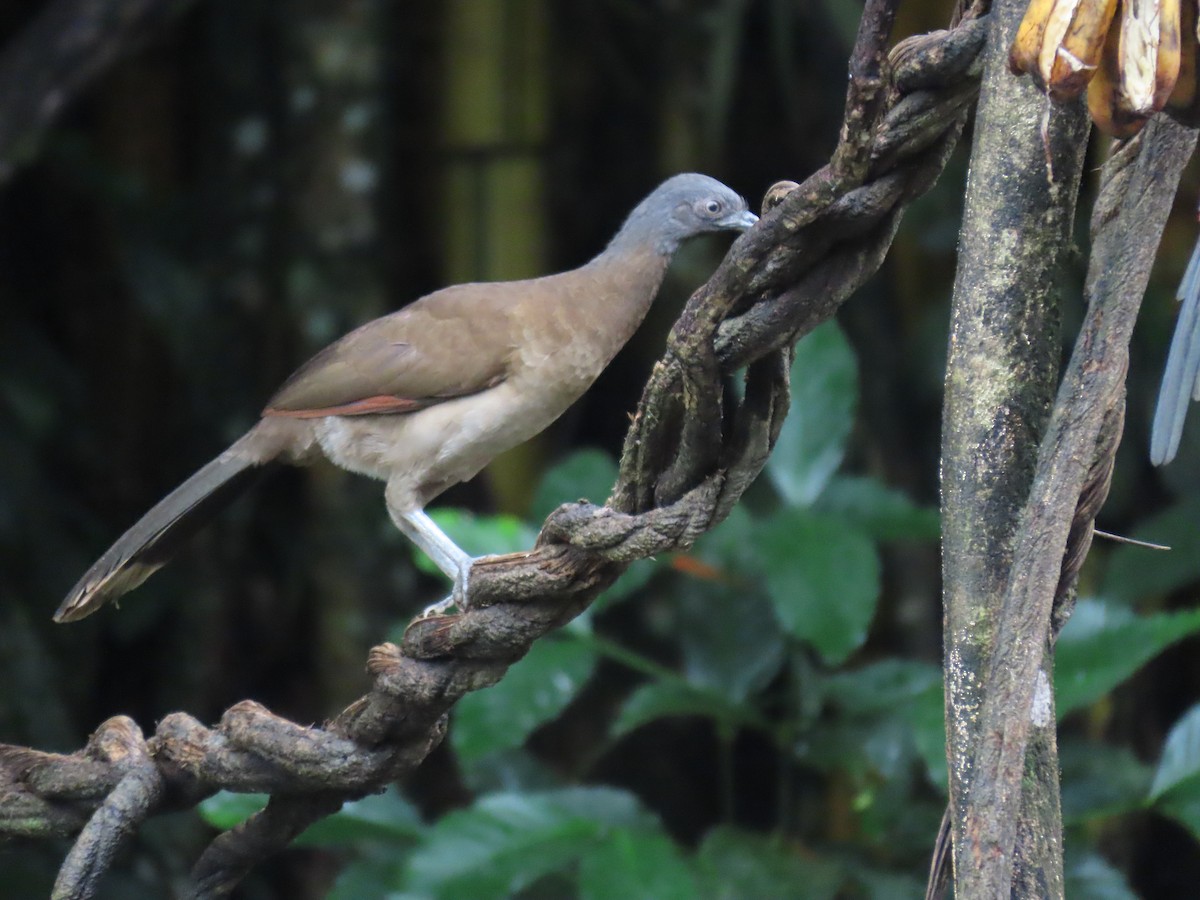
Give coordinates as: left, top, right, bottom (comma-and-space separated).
263, 283, 518, 418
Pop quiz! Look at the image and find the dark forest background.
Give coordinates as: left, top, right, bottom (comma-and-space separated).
2, 1, 1200, 897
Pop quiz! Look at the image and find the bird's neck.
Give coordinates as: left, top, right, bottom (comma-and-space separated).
605, 196, 684, 257
572, 240, 674, 356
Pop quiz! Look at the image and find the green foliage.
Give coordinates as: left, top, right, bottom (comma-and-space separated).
1060, 741, 1152, 823
1149, 703, 1200, 840
612, 680, 766, 738
195, 322, 1200, 897
694, 827, 842, 899
1100, 497, 1200, 604
758, 509, 880, 664
1056, 600, 1200, 716
765, 321, 858, 506
452, 637, 599, 763
1063, 852, 1139, 899
199, 787, 423, 846
577, 826, 698, 900
403, 788, 649, 898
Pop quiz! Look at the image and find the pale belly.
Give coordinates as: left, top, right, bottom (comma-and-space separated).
311, 379, 578, 509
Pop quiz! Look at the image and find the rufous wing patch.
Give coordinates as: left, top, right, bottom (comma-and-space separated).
263, 395, 428, 419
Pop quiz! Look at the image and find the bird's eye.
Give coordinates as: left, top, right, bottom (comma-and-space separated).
705, 200, 722, 215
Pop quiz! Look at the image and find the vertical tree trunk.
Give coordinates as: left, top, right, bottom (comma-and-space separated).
940, 0, 1090, 895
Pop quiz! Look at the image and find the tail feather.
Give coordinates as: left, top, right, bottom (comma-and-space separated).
1151, 236, 1200, 466
56, 431, 276, 622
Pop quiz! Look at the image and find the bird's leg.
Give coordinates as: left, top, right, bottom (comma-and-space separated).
390, 507, 475, 616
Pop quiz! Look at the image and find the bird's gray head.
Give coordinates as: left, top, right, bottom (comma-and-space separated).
607, 173, 758, 256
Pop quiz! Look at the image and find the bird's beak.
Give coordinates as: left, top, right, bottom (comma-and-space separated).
720, 209, 759, 232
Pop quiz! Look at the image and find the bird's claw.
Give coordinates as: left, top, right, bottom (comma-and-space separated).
418, 558, 473, 619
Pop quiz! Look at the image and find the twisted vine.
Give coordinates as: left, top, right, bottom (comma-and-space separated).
0, 6, 988, 897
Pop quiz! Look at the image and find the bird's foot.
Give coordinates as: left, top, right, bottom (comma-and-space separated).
418, 557, 474, 618
419, 595, 457, 618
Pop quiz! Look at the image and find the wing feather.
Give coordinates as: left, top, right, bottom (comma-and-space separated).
264, 284, 517, 417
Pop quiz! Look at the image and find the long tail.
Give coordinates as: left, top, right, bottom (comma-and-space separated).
56, 426, 286, 622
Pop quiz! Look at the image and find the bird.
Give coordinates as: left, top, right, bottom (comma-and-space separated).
1151, 233, 1200, 466
55, 173, 758, 623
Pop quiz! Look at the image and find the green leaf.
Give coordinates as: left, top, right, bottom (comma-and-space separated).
452, 636, 597, 763
674, 587, 785, 702
326, 853, 413, 900
805, 660, 944, 786
1056, 599, 1200, 716
1150, 704, 1200, 843
403, 787, 649, 898
757, 510, 880, 664
1101, 497, 1200, 604
579, 826, 697, 900
799, 715, 917, 782
814, 476, 940, 542
695, 826, 843, 900
765, 321, 858, 507
416, 509, 537, 578
612, 681, 765, 738
1059, 740, 1153, 823
197, 791, 267, 830
822, 659, 941, 716
295, 788, 425, 846
846, 868, 929, 899
902, 680, 948, 790
1063, 851, 1138, 900
1155, 785, 1200, 842
199, 788, 425, 847
1151, 703, 1200, 801
530, 448, 618, 522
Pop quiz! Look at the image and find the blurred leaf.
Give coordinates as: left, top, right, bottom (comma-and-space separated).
1059, 740, 1153, 823
1056, 599, 1200, 716
455, 747, 562, 797
1151, 703, 1200, 801
695, 826, 843, 900
403, 787, 649, 898
1101, 498, 1200, 603
296, 788, 425, 846
814, 476, 940, 542
847, 868, 929, 899
417, 510, 538, 577
453, 636, 597, 763
757, 510, 880, 664
597, 559, 657, 609
579, 826, 697, 900
326, 853, 413, 900
675, 587, 785, 702
822, 659, 941, 715
613, 680, 765, 737
1063, 851, 1139, 899
902, 680, 948, 789
1149, 704, 1200, 842
803, 661, 943, 786
197, 791, 266, 830
765, 321, 858, 507
199, 788, 424, 846
530, 449, 617, 522
800, 715, 916, 782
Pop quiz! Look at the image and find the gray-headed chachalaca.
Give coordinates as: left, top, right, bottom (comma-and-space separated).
56, 173, 757, 623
